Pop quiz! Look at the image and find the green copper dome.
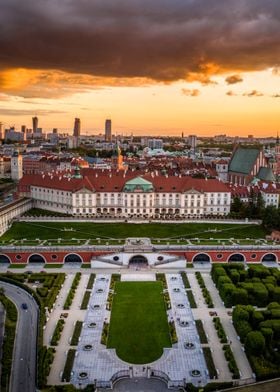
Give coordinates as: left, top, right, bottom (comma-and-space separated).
123, 176, 154, 192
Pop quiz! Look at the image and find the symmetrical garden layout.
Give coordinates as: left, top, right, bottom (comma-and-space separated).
1, 264, 279, 391
71, 273, 209, 389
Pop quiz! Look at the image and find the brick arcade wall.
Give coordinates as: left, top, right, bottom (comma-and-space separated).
2, 251, 113, 264
1, 249, 279, 264
165, 250, 280, 263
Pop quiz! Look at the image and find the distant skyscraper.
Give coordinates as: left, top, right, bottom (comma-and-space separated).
0, 122, 3, 139
32, 116, 38, 133
105, 119, 112, 142
73, 118, 81, 137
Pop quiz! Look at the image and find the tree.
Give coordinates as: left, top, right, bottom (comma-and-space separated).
262, 206, 280, 231
245, 331, 265, 355
256, 193, 265, 218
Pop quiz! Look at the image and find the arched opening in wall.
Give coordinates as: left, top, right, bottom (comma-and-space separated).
129, 255, 148, 269
28, 254, 46, 264
193, 253, 211, 263
261, 253, 277, 262
64, 253, 83, 265
0, 254, 10, 264
228, 254, 245, 262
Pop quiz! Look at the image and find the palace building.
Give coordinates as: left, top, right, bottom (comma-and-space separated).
18, 169, 231, 218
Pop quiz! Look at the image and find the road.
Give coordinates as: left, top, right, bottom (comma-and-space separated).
0, 282, 38, 392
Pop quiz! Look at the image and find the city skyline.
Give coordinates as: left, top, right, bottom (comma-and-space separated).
0, 1, 279, 136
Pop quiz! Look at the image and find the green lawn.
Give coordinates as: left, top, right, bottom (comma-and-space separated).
107, 281, 171, 364
0, 221, 267, 242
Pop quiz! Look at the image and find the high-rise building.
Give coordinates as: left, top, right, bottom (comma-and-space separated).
32, 116, 38, 133
73, 118, 81, 137
188, 135, 197, 149
0, 122, 3, 139
105, 119, 112, 142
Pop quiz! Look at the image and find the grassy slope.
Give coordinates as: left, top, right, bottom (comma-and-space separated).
0, 221, 266, 241
107, 281, 171, 364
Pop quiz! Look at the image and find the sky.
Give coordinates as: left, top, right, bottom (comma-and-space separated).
0, 0, 279, 137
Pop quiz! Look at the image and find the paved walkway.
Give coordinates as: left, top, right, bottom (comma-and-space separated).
188, 272, 231, 380
47, 273, 90, 385
202, 273, 253, 380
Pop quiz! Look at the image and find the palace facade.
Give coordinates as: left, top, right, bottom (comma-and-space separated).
18, 170, 231, 218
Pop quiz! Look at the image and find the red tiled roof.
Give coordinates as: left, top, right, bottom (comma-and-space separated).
18, 172, 231, 194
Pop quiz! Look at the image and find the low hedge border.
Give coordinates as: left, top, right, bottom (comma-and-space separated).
156, 274, 171, 310
213, 317, 228, 344
186, 290, 197, 308
50, 319, 65, 346
195, 319, 208, 344
63, 273, 81, 310
61, 349, 76, 382
195, 272, 214, 308
169, 320, 178, 344
203, 347, 218, 379
80, 291, 91, 310
101, 322, 109, 345
180, 272, 191, 289
86, 274, 96, 289
223, 344, 240, 379
70, 321, 83, 346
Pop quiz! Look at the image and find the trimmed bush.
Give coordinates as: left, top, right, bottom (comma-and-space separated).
80, 291, 91, 310
195, 320, 208, 344
61, 349, 76, 382
86, 274, 95, 290
203, 347, 218, 379
50, 319, 65, 346
70, 321, 83, 346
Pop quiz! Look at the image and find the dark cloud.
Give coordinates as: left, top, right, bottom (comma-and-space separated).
0, 0, 279, 85
272, 94, 280, 98
181, 88, 200, 97
225, 74, 243, 85
243, 90, 264, 97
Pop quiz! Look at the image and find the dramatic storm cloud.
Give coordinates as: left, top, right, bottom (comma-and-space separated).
0, 0, 280, 84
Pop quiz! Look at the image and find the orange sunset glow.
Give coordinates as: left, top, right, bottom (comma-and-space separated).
0, 1, 279, 136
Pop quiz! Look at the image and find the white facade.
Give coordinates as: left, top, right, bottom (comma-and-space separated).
29, 184, 231, 217
0, 198, 32, 235
261, 191, 279, 207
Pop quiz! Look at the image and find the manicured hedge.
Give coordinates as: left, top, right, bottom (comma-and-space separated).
213, 317, 228, 343
180, 271, 191, 288
70, 321, 83, 346
86, 273, 96, 289
196, 272, 214, 308
186, 290, 197, 308
203, 347, 218, 379
61, 349, 76, 382
223, 344, 240, 379
37, 347, 55, 387
80, 290, 91, 310
63, 273, 81, 310
50, 319, 65, 346
195, 319, 208, 343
